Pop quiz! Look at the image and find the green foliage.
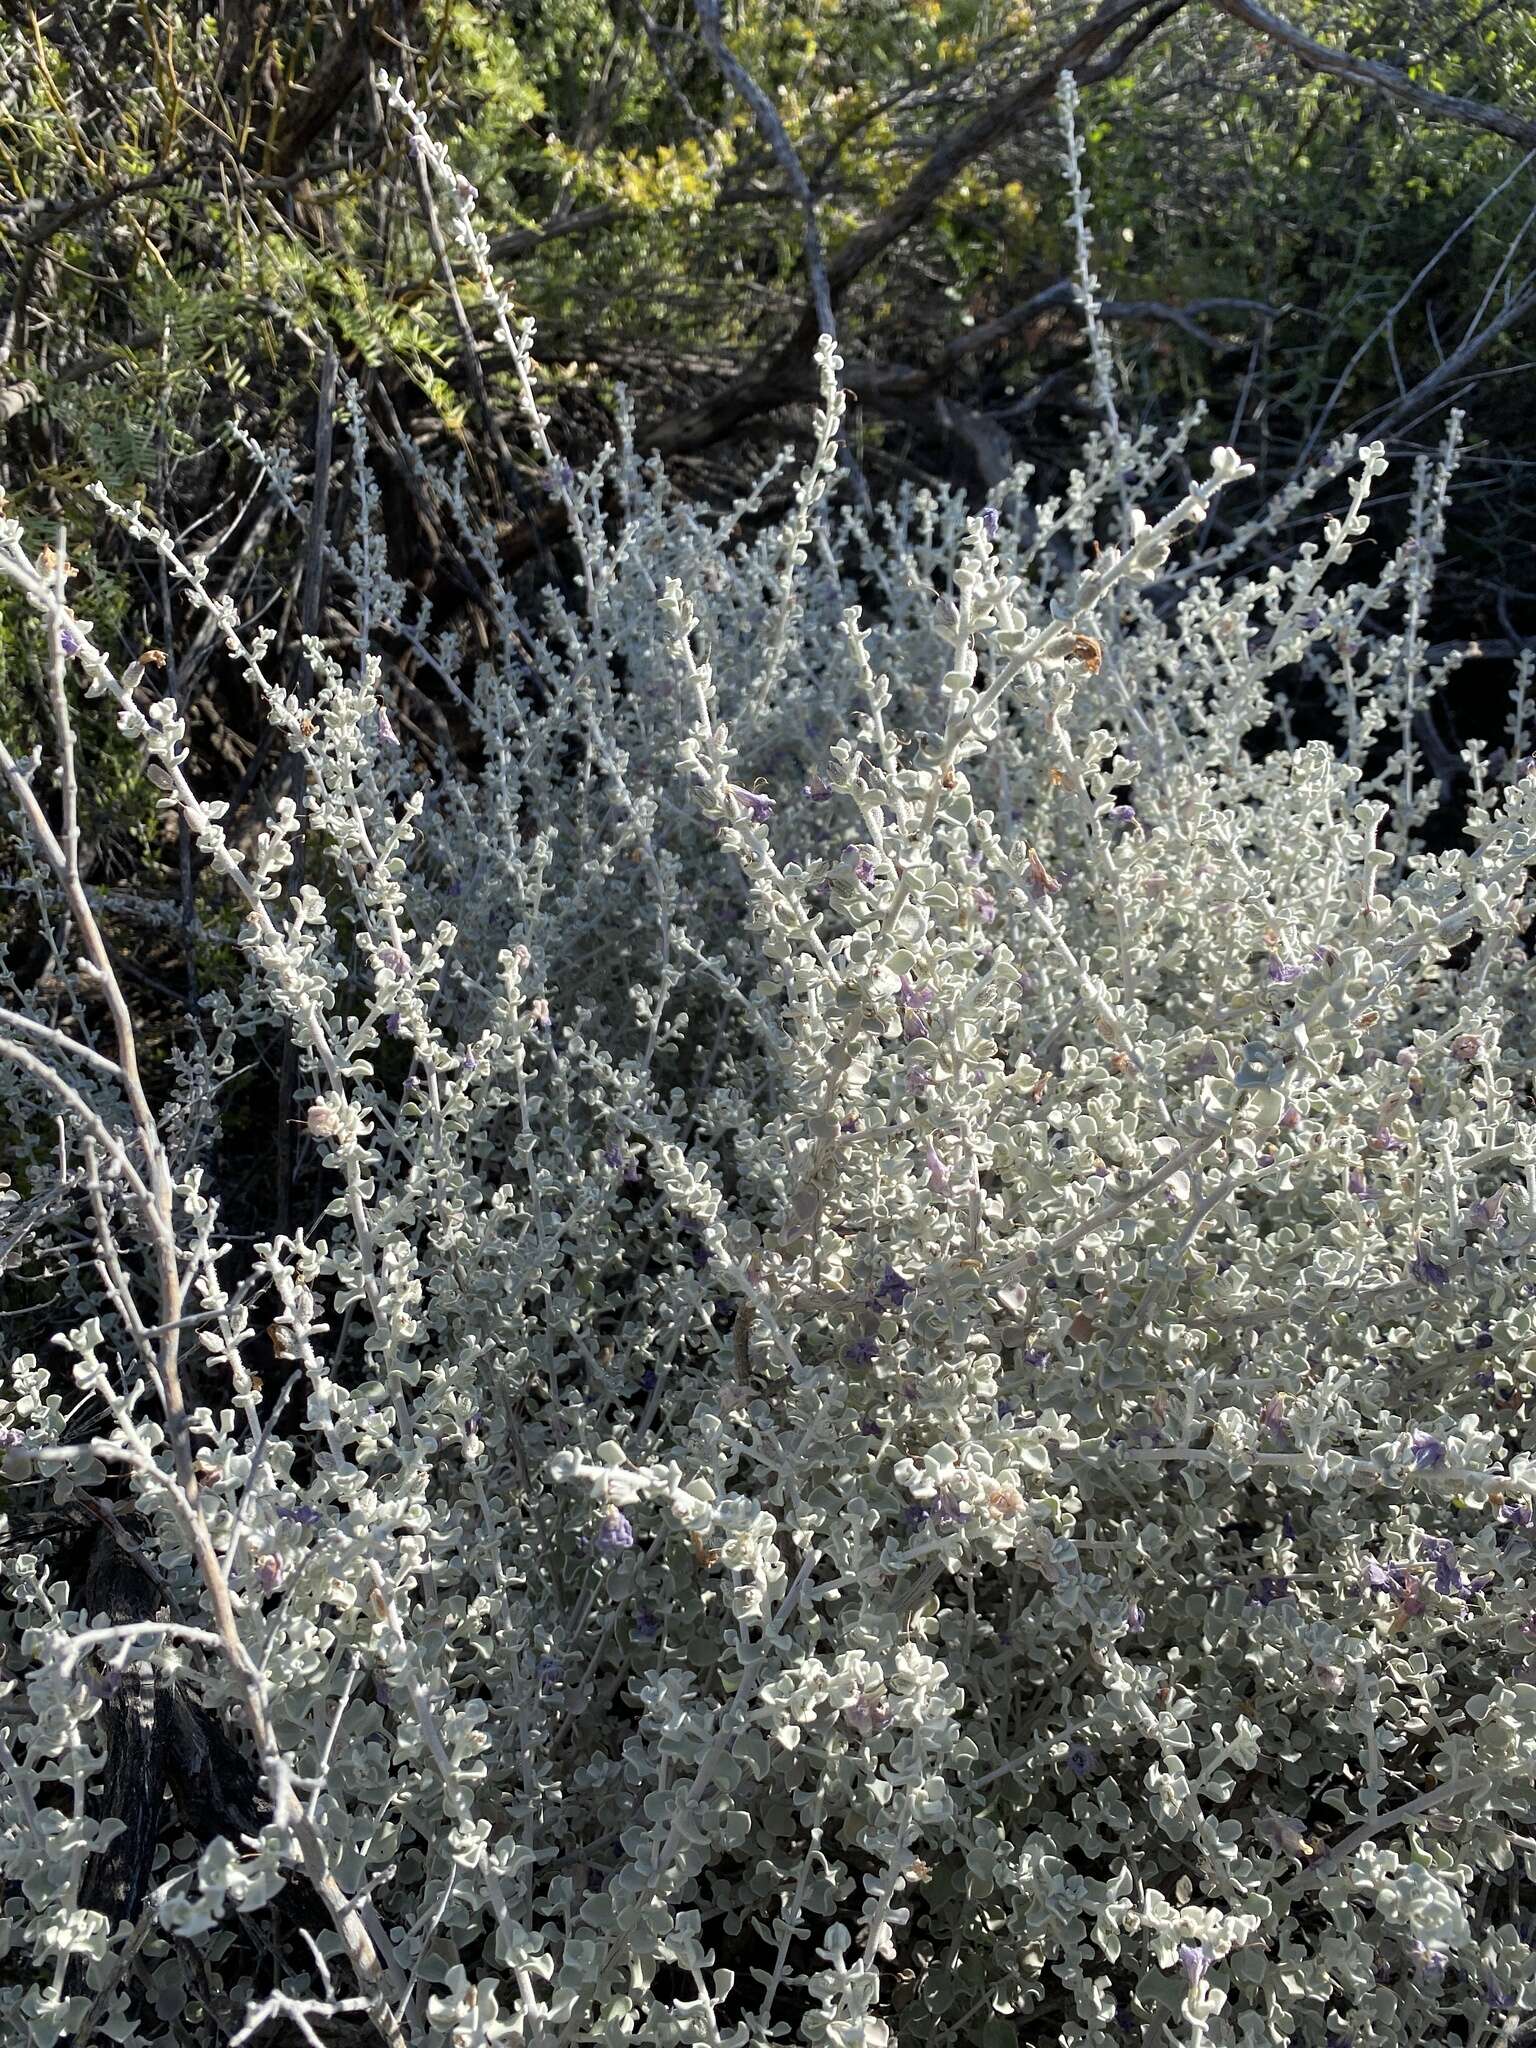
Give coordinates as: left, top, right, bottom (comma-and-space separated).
4, 0, 1532, 526
0, 0, 1531, 865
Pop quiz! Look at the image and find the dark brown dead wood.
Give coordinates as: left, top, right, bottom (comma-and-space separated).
265, 5, 413, 180
64, 1522, 328, 2025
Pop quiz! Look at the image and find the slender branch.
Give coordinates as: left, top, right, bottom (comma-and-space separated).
3, 158, 195, 248
644, 0, 1188, 457
847, 285, 1278, 400
693, 0, 836, 344
0, 379, 40, 423
0, 547, 411, 2048
1365, 282, 1536, 440
1211, 0, 1536, 150
265, 2, 421, 179
276, 343, 338, 1238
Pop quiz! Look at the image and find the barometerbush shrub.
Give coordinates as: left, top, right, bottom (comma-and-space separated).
2, 81, 1536, 2048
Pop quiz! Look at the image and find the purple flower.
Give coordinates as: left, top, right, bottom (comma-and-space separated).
1410, 1433, 1446, 1470
1410, 1942, 1445, 1984
1106, 804, 1137, 825
896, 974, 935, 1040
1266, 958, 1304, 984
1395, 1576, 1427, 1620
639, 1367, 657, 1392
632, 1606, 662, 1641
981, 506, 999, 539
1410, 1249, 1449, 1287
1259, 1396, 1291, 1445
377, 707, 399, 748
843, 1337, 879, 1367
903, 1501, 931, 1529
803, 775, 833, 802
60, 627, 81, 657
278, 1503, 322, 1526
1499, 1501, 1533, 1529
536, 1655, 563, 1687
1178, 1944, 1209, 1988
844, 1692, 892, 1736
839, 1115, 860, 1133
1362, 1557, 1399, 1593
972, 887, 997, 924
873, 1265, 915, 1310
1064, 1741, 1097, 1778
924, 1142, 950, 1193
1434, 1551, 1467, 1597
728, 785, 776, 826
930, 1488, 963, 1529
905, 1065, 932, 1094
596, 1507, 635, 1554
1250, 1574, 1292, 1607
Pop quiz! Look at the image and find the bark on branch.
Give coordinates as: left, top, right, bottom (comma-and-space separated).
694, 0, 837, 343
266, 2, 422, 179
1211, 0, 1536, 151
643, 0, 1188, 458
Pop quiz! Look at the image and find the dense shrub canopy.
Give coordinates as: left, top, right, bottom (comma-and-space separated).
3, 12, 1536, 2048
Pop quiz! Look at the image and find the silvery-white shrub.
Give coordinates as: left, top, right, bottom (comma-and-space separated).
1, 76, 1535, 2048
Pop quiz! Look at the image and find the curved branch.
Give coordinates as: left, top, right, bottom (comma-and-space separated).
1211, 0, 1536, 151
694, 0, 837, 343
1364, 280, 1536, 438
644, 0, 1188, 458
